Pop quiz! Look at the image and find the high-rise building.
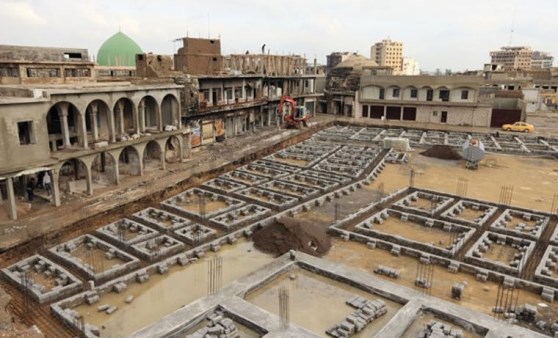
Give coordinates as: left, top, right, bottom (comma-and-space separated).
326, 52, 352, 72
531, 51, 554, 69
489, 46, 533, 70
370, 39, 403, 73
402, 57, 420, 75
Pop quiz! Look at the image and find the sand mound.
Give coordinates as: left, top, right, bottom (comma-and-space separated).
420, 145, 462, 160
251, 217, 331, 257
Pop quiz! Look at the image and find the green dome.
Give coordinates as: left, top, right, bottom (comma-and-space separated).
97, 31, 143, 67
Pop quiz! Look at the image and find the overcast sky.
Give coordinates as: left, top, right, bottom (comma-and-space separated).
0, 0, 556, 71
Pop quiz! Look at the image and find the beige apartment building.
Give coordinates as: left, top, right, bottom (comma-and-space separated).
370, 39, 403, 73
490, 46, 533, 71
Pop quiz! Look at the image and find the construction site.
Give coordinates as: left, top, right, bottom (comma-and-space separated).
2, 10, 558, 337
0, 114, 557, 338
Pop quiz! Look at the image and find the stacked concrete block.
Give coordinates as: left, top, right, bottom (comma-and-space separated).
220, 170, 269, 187
441, 200, 497, 228
535, 246, 558, 288
259, 180, 320, 200
210, 204, 271, 231
354, 208, 474, 258
203, 177, 247, 193
282, 173, 340, 192
234, 186, 298, 210
174, 224, 217, 245
48, 234, 140, 283
96, 218, 159, 246
185, 311, 241, 338
373, 265, 400, 279
132, 207, 191, 233
1, 255, 83, 304
237, 162, 292, 179
393, 191, 454, 217
416, 320, 464, 338
130, 235, 185, 262
465, 232, 535, 276
300, 169, 352, 184
490, 209, 549, 240
162, 188, 245, 220
326, 296, 388, 338
541, 287, 555, 302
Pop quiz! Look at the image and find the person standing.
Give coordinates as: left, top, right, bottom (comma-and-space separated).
26, 178, 35, 202
43, 172, 52, 196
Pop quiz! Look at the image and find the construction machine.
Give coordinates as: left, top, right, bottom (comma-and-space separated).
277, 95, 311, 128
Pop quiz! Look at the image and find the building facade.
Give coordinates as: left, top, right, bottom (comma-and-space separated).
402, 57, 420, 75
0, 45, 189, 221
490, 46, 533, 71
531, 51, 554, 69
370, 39, 403, 73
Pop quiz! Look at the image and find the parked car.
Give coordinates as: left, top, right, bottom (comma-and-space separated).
501, 122, 535, 133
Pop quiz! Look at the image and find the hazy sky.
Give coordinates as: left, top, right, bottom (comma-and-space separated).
0, 0, 556, 71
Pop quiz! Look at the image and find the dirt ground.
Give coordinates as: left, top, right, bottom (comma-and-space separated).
324, 239, 558, 328
370, 151, 558, 211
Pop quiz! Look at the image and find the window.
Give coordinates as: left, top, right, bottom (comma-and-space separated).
461, 90, 469, 100
17, 121, 35, 145
0, 67, 19, 77
410, 89, 418, 98
379, 88, 385, 100
26, 67, 60, 78
426, 89, 433, 101
392, 88, 400, 97
432, 111, 438, 117
362, 105, 369, 118
439, 89, 450, 102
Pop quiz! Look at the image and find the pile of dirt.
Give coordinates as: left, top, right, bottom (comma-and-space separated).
420, 145, 462, 160
251, 217, 331, 257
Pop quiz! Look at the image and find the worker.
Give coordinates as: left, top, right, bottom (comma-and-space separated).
26, 178, 35, 202
43, 172, 52, 196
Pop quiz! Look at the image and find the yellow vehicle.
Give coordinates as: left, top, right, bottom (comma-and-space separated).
501, 122, 535, 133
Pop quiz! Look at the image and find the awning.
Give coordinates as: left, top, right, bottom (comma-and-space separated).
1, 167, 52, 180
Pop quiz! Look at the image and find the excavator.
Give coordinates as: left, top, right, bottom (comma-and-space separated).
277, 95, 311, 128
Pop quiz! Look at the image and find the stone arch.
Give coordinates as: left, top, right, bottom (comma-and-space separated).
46, 102, 83, 151
143, 140, 164, 171
141, 96, 160, 131
165, 135, 182, 164
91, 152, 118, 185
113, 97, 136, 136
118, 146, 142, 176
161, 94, 179, 127
85, 99, 113, 143
56, 158, 92, 196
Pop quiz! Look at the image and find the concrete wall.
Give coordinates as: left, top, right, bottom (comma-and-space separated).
0, 101, 51, 169
174, 38, 222, 75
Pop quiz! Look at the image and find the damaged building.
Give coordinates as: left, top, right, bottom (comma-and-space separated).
0, 45, 189, 221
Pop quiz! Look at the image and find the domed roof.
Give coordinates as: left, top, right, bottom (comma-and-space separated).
97, 31, 143, 67
336, 54, 378, 70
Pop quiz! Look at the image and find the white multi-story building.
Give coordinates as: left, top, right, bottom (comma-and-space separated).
370, 39, 403, 73
402, 57, 420, 75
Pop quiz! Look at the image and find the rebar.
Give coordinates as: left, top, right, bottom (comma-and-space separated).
207, 256, 222, 295
278, 286, 290, 331
499, 186, 513, 206
456, 177, 468, 197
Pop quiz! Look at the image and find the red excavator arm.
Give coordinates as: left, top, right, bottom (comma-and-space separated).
277, 95, 310, 128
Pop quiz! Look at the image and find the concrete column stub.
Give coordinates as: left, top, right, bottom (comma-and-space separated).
6, 177, 17, 220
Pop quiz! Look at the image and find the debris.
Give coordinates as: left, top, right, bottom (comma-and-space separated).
420, 145, 462, 160
251, 217, 331, 257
